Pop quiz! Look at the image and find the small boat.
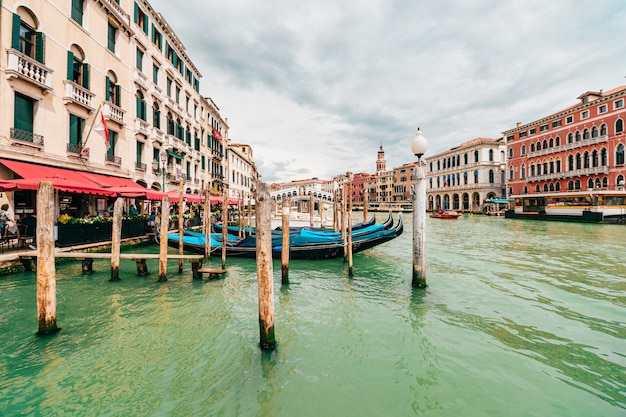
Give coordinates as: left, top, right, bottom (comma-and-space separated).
430, 210, 461, 219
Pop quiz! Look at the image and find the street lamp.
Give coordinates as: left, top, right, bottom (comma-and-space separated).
411, 128, 427, 288
152, 150, 169, 192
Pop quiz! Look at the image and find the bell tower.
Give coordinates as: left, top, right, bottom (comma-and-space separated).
376, 143, 386, 173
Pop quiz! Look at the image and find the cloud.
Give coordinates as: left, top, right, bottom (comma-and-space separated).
151, 0, 626, 182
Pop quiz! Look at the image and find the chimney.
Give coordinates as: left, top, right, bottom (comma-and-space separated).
516, 122, 521, 127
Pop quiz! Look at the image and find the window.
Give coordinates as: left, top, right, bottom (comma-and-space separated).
474, 151, 479, 163
616, 119, 624, 134
136, 141, 143, 164
566, 115, 573, 124
153, 64, 159, 85
519, 131, 527, 138
151, 25, 162, 50
488, 169, 494, 183
106, 73, 121, 106
107, 130, 117, 156
152, 102, 161, 128
552, 120, 561, 128
601, 124, 607, 136
175, 86, 180, 103
509, 167, 513, 181
617, 144, 625, 165
615, 99, 624, 110
71, 0, 84, 25
598, 104, 607, 114
509, 148, 513, 158
136, 47, 143, 71
166, 78, 172, 97
107, 23, 117, 53
136, 90, 146, 121
134, 3, 149, 35
14, 92, 35, 134
521, 164, 526, 179
69, 114, 84, 150
581, 110, 589, 119
583, 129, 590, 140
12, 11, 45, 63
473, 170, 478, 184
529, 128, 536, 135
67, 48, 89, 89
489, 149, 493, 161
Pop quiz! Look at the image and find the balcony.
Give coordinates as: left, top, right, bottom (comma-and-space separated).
10, 128, 44, 147
136, 162, 147, 171
105, 154, 121, 165
152, 128, 164, 145
135, 118, 150, 135
96, 0, 130, 32
527, 135, 609, 158
103, 102, 125, 125
63, 80, 96, 111
134, 69, 148, 89
67, 143, 81, 154
527, 166, 609, 182
6, 50, 53, 93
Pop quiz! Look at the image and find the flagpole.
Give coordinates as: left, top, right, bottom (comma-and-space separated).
81, 102, 104, 151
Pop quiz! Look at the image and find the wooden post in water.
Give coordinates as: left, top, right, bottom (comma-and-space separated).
281, 198, 290, 285
318, 196, 323, 227
247, 193, 252, 232
256, 182, 276, 350
310, 193, 315, 227
412, 161, 427, 288
341, 185, 347, 262
347, 178, 354, 276
333, 189, 339, 232
204, 190, 211, 260
36, 181, 59, 335
159, 196, 170, 282
221, 183, 228, 269
363, 189, 369, 222
178, 179, 184, 273
110, 197, 124, 281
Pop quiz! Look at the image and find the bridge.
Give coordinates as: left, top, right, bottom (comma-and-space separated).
270, 186, 335, 202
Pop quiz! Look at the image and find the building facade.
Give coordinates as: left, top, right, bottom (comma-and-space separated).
0, 0, 228, 217
228, 143, 257, 204
426, 138, 507, 212
504, 86, 626, 196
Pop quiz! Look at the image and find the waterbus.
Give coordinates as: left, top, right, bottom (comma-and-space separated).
506, 190, 626, 223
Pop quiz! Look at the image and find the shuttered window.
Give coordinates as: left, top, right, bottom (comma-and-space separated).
14, 93, 34, 133
71, 0, 84, 25
69, 114, 84, 145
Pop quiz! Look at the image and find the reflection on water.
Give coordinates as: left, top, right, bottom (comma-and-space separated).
0, 214, 624, 416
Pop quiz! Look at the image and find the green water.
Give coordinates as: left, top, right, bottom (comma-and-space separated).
1, 214, 624, 416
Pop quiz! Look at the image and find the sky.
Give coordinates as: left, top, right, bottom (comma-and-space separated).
149, 0, 626, 183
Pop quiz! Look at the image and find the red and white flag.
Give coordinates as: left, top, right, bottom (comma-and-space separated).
94, 112, 110, 151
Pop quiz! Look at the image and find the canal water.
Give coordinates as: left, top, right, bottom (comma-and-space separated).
0, 214, 624, 416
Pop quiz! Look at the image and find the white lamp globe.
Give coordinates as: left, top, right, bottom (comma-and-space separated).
411, 128, 427, 159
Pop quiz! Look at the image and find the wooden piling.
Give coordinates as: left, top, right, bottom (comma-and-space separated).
247, 192, 252, 232
159, 196, 170, 282
238, 191, 243, 238
318, 196, 323, 227
221, 183, 228, 269
256, 182, 276, 350
333, 189, 339, 232
281, 198, 290, 285
110, 197, 124, 281
310, 193, 315, 227
363, 189, 369, 222
204, 189, 211, 260
341, 185, 347, 261
36, 181, 59, 335
348, 181, 354, 276
178, 179, 184, 273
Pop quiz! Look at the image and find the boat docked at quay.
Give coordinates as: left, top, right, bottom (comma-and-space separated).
505, 190, 626, 223
430, 210, 461, 219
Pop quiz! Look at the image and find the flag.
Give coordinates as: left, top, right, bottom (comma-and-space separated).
80, 147, 90, 155
94, 112, 110, 151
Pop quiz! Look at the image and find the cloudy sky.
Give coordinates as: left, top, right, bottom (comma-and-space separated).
150, 0, 626, 183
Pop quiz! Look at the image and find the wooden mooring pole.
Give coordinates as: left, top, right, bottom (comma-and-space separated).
204, 190, 211, 260
256, 182, 276, 350
36, 181, 59, 335
342, 185, 347, 262
221, 184, 228, 269
281, 197, 290, 285
310, 193, 315, 227
178, 179, 184, 273
412, 161, 427, 288
333, 189, 339, 232
348, 179, 354, 276
110, 197, 124, 281
363, 189, 369, 222
159, 196, 170, 282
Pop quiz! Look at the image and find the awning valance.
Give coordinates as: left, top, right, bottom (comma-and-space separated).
168, 151, 184, 160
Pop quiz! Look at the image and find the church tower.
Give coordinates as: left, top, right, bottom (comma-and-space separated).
376, 144, 386, 173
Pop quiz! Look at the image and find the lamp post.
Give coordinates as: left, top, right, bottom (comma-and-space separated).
411, 128, 427, 288
160, 150, 167, 192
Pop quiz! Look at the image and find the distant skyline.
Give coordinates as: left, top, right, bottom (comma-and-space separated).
150, 0, 626, 183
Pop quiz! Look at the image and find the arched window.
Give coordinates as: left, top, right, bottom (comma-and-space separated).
583, 129, 590, 140
549, 160, 554, 174
592, 150, 598, 167
543, 140, 548, 149
575, 131, 581, 141
549, 183, 555, 192
437, 160, 441, 170
567, 180, 574, 190
135, 90, 146, 121
595, 178, 601, 189
543, 184, 549, 192
600, 124, 607, 136
530, 143, 535, 152
106, 70, 120, 106
555, 182, 560, 191
617, 174, 625, 187
601, 148, 608, 166
473, 170, 478, 184
575, 153, 582, 169
474, 151, 479, 163
568, 155, 574, 171
489, 149, 494, 161
464, 153, 468, 165
591, 126, 598, 138
617, 144, 625, 165
535, 184, 540, 192
555, 136, 560, 146
509, 167, 514, 181
556, 159, 561, 173
587, 178, 594, 189
14, 7, 43, 62
167, 112, 174, 135
456, 155, 460, 166
583, 151, 590, 168
568, 133, 573, 143
523, 185, 528, 194
575, 180, 581, 190
152, 102, 160, 128
531, 164, 536, 176
509, 148, 514, 158
549, 138, 554, 148
603, 177, 608, 188
616, 119, 624, 134
68, 44, 89, 89
521, 145, 526, 155
521, 164, 526, 179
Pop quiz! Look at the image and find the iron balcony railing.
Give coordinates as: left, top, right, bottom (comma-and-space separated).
11, 128, 44, 146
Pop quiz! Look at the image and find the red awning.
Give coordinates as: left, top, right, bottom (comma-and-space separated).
212, 128, 223, 141
166, 190, 205, 203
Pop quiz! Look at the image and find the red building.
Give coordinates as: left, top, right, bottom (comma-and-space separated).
504, 86, 626, 196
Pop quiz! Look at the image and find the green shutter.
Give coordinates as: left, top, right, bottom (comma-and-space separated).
105, 76, 111, 101
136, 142, 142, 163
83, 63, 89, 89
72, 0, 83, 25
11, 14, 21, 50
134, 2, 139, 23
67, 51, 74, 80
14, 93, 34, 133
136, 96, 141, 118
35, 32, 45, 64
107, 131, 115, 155
69, 114, 80, 145
158, 33, 162, 51
143, 15, 148, 35
115, 85, 121, 106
